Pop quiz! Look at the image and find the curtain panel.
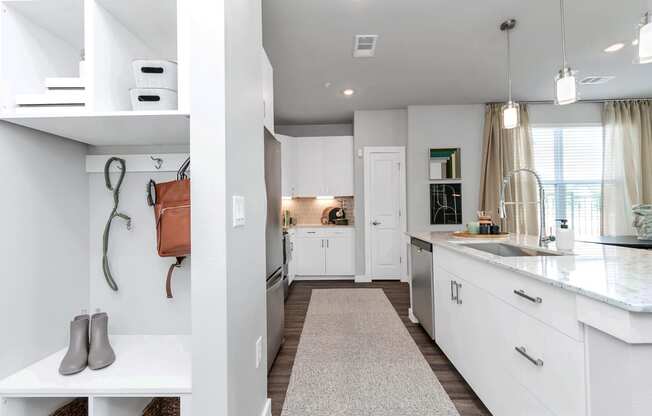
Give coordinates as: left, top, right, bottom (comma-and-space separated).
479, 104, 539, 235
602, 100, 652, 235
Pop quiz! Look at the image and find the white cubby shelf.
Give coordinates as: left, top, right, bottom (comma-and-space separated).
0, 111, 189, 145
0, 336, 191, 416
0, 0, 189, 145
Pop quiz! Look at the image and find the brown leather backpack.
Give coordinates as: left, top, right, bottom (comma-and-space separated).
147, 158, 190, 298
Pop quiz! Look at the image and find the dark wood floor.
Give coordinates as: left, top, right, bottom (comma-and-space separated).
267, 280, 492, 416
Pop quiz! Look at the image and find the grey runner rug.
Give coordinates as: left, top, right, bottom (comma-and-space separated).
281, 289, 460, 416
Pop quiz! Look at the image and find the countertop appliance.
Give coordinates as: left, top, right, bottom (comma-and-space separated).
265, 133, 284, 372
410, 237, 435, 339
321, 206, 349, 226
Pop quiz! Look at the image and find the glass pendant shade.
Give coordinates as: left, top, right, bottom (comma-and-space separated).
555, 68, 577, 105
502, 102, 520, 129
638, 14, 652, 64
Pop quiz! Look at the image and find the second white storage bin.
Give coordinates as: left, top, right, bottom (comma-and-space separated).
130, 88, 178, 111
132, 60, 178, 90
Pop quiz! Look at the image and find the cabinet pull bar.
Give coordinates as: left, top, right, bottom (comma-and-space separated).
514, 289, 542, 304
456, 283, 462, 305
451, 281, 457, 301
515, 346, 544, 367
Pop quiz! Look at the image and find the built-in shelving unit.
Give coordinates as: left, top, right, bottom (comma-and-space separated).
0, 336, 191, 416
0, 0, 189, 145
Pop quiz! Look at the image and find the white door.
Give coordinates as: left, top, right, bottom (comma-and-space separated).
365, 148, 406, 279
324, 236, 354, 275
294, 237, 325, 275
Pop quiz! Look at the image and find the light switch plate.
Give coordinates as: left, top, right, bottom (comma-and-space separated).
255, 336, 263, 369
233, 196, 246, 227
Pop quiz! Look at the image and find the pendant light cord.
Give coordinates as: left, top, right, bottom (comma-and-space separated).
560, 0, 568, 68
506, 28, 512, 102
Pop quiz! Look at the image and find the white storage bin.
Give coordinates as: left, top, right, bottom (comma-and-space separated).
130, 88, 178, 111
132, 60, 178, 90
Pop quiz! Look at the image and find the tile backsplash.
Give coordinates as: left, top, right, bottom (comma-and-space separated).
282, 197, 355, 225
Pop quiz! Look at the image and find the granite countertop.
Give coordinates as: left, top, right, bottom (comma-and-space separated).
408, 231, 652, 313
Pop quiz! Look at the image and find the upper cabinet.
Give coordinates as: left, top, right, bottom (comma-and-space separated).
261, 49, 274, 134
281, 136, 354, 198
0, 0, 190, 145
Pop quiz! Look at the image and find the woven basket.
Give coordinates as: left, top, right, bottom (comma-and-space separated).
142, 397, 180, 416
50, 398, 87, 416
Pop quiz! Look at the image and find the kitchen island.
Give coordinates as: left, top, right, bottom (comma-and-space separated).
408, 232, 652, 416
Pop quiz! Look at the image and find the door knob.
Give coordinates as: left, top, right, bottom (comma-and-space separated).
372, 221, 381, 226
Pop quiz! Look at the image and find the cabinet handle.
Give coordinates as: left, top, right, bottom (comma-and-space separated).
326, 239, 329, 248
514, 289, 542, 304
456, 283, 462, 305
450, 280, 457, 301
321, 239, 324, 248
515, 346, 544, 367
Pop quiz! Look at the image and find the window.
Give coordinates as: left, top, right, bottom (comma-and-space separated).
531, 125, 604, 237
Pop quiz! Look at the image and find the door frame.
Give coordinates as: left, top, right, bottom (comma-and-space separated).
363, 146, 408, 281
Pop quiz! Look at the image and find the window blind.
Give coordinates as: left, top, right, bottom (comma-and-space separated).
531, 125, 604, 237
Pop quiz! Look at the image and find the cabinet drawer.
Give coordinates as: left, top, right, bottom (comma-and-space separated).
436, 246, 582, 341
497, 300, 586, 416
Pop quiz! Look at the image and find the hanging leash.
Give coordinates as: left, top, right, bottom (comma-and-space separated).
102, 157, 132, 291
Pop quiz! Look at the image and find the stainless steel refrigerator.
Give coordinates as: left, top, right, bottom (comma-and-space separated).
264, 131, 284, 372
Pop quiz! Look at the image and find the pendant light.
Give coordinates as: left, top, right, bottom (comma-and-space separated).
554, 0, 577, 105
637, 12, 652, 64
500, 20, 519, 129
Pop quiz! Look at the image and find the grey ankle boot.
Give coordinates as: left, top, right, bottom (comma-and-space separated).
59, 314, 90, 376
88, 312, 116, 370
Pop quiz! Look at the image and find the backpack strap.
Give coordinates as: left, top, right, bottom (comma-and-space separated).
166, 257, 185, 298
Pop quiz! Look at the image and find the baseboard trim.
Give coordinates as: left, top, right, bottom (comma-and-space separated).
354, 275, 372, 283
261, 398, 271, 416
408, 308, 419, 324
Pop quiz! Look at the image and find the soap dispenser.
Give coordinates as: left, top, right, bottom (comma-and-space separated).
556, 219, 575, 251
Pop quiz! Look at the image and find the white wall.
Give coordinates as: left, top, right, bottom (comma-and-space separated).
225, 0, 269, 414
353, 110, 408, 275
88, 169, 191, 335
0, 122, 89, 379
407, 105, 485, 232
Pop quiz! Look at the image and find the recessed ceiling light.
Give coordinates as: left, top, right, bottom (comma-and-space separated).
342, 89, 355, 96
604, 43, 625, 53
324, 82, 332, 88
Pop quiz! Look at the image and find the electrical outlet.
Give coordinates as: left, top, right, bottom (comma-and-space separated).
255, 336, 263, 369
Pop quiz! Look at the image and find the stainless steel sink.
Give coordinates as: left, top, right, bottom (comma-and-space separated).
460, 243, 563, 257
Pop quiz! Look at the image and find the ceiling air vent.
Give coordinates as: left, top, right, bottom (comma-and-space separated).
580, 76, 615, 85
353, 35, 378, 58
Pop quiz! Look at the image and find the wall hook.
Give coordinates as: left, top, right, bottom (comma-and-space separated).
151, 156, 163, 170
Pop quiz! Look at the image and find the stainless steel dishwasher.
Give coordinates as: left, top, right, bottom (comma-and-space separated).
411, 237, 435, 339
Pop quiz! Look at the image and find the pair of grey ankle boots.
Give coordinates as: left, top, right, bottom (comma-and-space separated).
59, 311, 116, 375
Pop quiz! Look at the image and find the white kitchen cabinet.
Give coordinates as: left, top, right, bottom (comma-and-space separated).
261, 48, 274, 134
433, 246, 585, 416
279, 135, 295, 197
293, 228, 355, 277
294, 235, 325, 276
285, 136, 354, 197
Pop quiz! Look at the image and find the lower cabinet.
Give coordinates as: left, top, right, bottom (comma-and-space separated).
293, 228, 354, 277
434, 248, 586, 416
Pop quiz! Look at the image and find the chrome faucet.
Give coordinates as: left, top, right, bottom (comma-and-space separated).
499, 168, 555, 247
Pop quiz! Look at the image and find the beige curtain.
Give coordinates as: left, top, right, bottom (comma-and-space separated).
479, 104, 539, 235
602, 100, 652, 235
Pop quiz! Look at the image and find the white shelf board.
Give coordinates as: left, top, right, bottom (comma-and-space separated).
0, 111, 189, 146
0, 335, 191, 397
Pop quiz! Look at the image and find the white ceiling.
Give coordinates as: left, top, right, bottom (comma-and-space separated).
263, 0, 652, 124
